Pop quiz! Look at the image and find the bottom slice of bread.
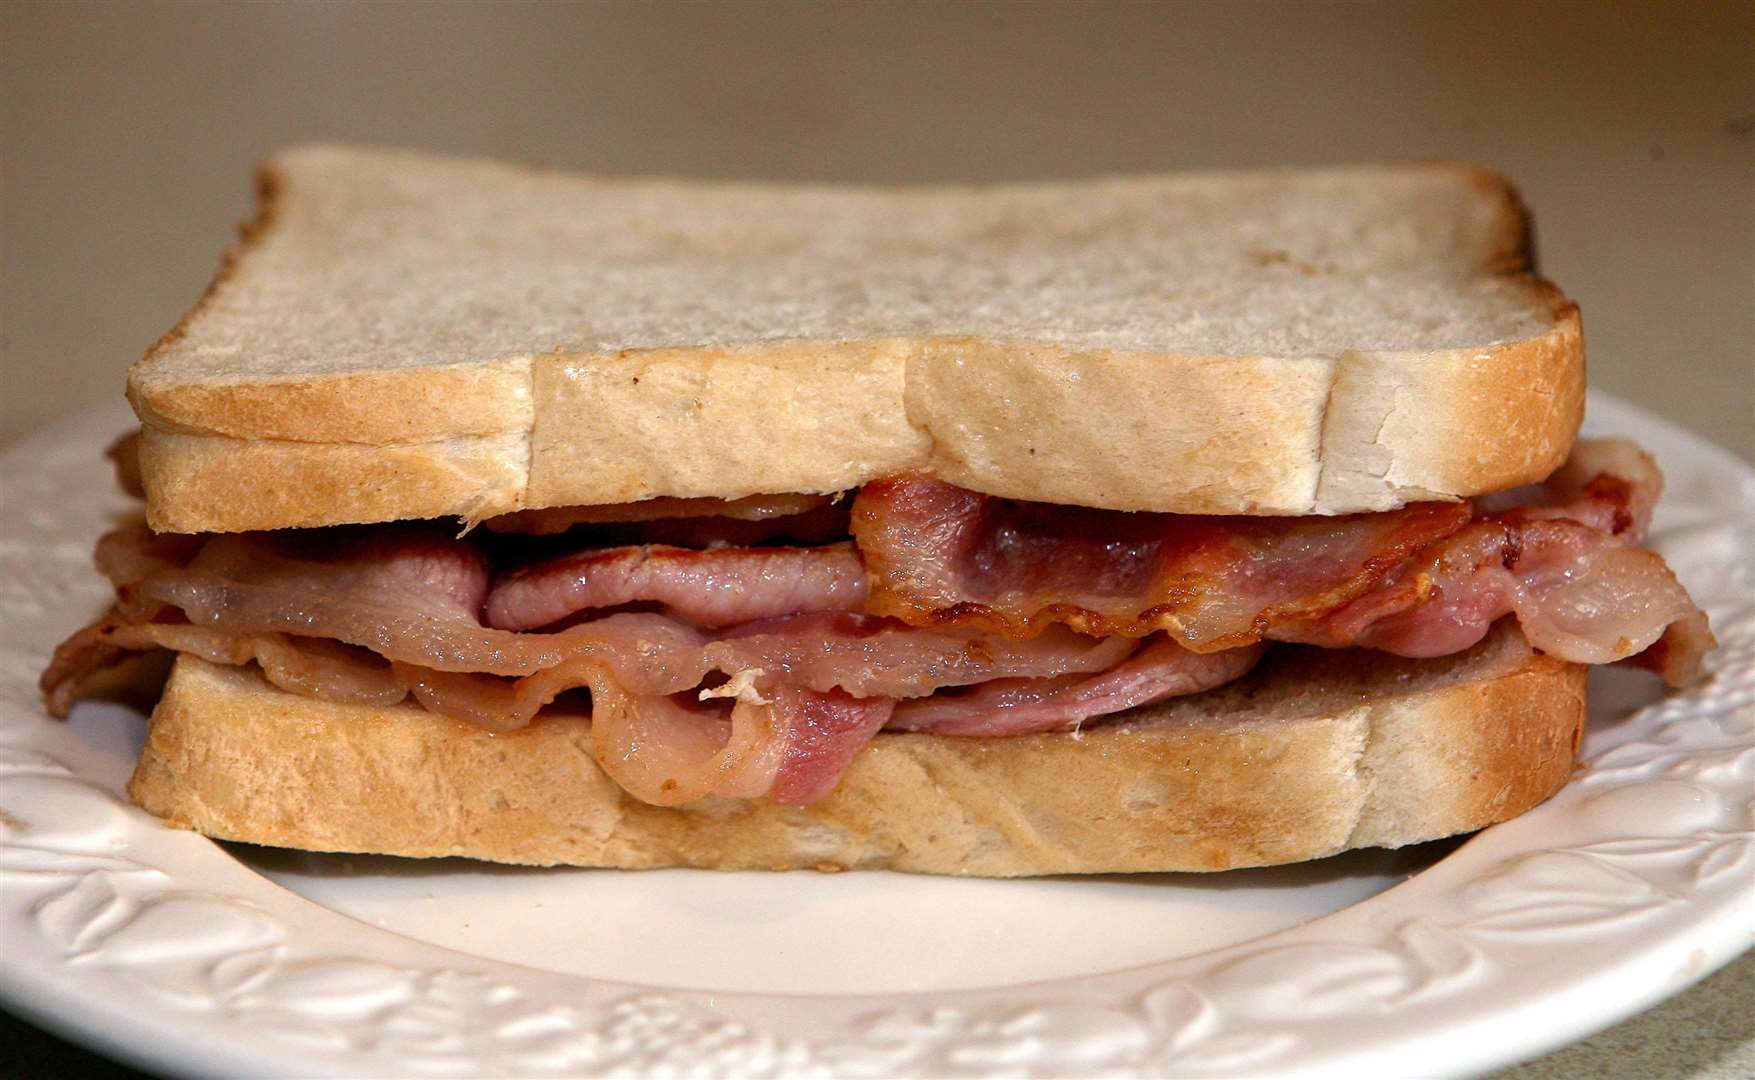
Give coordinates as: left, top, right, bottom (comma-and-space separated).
127, 623, 1585, 875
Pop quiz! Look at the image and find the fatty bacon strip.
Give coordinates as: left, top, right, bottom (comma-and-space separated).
852, 439, 1711, 686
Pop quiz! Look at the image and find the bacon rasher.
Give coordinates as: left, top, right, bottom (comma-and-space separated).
43, 439, 1710, 806
852, 440, 1709, 684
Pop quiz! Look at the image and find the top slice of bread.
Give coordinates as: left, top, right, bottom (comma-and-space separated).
129, 145, 1582, 533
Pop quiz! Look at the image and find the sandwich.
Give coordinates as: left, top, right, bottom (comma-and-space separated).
40, 146, 1714, 875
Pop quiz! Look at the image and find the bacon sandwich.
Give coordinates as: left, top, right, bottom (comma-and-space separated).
42, 146, 1713, 875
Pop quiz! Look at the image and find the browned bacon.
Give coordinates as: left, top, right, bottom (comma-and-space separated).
851, 439, 1710, 683
1258, 442, 1709, 684
852, 473, 1472, 645
485, 544, 869, 631
1280, 513, 1710, 682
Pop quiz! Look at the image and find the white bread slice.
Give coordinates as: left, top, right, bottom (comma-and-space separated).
127, 624, 1584, 875
129, 146, 1582, 533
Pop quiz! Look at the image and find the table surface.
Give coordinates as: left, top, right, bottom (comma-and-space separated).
4, 1, 1751, 1075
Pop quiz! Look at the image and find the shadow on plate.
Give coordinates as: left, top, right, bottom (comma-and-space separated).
1052, 835, 1468, 893
226, 832, 1468, 890
1585, 664, 1669, 734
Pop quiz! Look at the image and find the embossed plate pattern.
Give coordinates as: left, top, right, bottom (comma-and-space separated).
1, 395, 1751, 1079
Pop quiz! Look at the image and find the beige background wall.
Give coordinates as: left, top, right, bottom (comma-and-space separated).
4, 0, 1751, 458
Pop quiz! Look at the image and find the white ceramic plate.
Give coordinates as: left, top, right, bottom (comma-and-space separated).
1, 395, 1750, 1079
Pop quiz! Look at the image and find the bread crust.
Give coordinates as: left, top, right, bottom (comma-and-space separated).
126, 147, 1584, 532
137, 426, 527, 532
1316, 289, 1583, 510
136, 318, 1582, 531
127, 626, 1586, 875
